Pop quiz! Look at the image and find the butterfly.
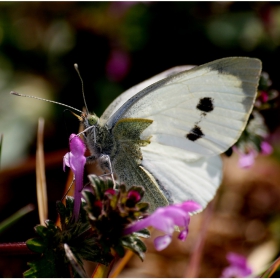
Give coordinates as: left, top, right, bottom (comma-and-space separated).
80, 57, 261, 212
11, 57, 262, 212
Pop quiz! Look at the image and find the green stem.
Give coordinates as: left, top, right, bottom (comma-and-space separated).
0, 204, 35, 235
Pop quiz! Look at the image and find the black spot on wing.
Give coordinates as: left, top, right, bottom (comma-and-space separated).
186, 125, 204, 141
197, 97, 214, 113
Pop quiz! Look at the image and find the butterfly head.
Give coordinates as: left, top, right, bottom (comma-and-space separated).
86, 113, 99, 126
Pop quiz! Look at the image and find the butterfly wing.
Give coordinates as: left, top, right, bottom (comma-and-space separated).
107, 57, 261, 157
141, 146, 222, 209
105, 57, 262, 210
100, 65, 194, 125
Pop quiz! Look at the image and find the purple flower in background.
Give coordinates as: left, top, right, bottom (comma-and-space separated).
108, 1, 137, 18
237, 149, 257, 169
63, 134, 86, 222
234, 140, 273, 169
106, 49, 130, 82
221, 252, 252, 278
123, 201, 201, 251
261, 141, 273, 155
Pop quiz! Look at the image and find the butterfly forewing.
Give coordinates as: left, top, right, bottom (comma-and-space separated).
100, 65, 194, 124
107, 57, 261, 157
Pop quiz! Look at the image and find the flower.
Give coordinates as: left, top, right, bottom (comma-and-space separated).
234, 139, 273, 169
261, 141, 273, 155
123, 201, 201, 251
106, 49, 130, 81
83, 176, 150, 260
63, 134, 86, 222
235, 149, 257, 169
221, 252, 252, 278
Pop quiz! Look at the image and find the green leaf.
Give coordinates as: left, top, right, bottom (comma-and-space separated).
88, 175, 114, 200
113, 242, 125, 258
24, 250, 57, 278
134, 228, 150, 238
35, 225, 49, 238
24, 249, 71, 278
0, 204, 34, 235
77, 238, 113, 265
26, 237, 47, 254
121, 236, 146, 261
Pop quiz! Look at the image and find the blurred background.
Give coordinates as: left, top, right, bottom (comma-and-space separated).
1, 1, 280, 277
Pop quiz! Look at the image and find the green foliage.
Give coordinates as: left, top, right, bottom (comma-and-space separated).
24, 177, 151, 277
24, 197, 113, 278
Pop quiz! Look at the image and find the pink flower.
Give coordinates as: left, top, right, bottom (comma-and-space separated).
221, 252, 252, 278
63, 134, 86, 222
106, 49, 130, 81
123, 201, 201, 251
261, 141, 273, 155
234, 140, 273, 169
238, 150, 257, 169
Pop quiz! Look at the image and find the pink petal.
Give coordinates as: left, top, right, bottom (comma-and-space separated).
64, 134, 86, 222
154, 235, 172, 251
227, 253, 247, 267
261, 141, 273, 155
178, 229, 188, 241
175, 200, 201, 213
63, 153, 70, 171
69, 134, 86, 156
238, 151, 256, 168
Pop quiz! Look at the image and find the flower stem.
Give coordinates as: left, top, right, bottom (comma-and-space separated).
0, 242, 36, 255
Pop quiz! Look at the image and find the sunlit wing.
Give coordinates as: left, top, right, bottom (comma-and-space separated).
107, 57, 262, 158
141, 143, 223, 209
100, 65, 194, 125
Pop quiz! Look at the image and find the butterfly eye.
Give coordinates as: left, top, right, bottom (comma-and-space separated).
87, 114, 99, 126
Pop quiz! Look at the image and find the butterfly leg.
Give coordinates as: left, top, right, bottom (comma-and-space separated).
86, 154, 116, 188
78, 125, 97, 143
61, 178, 75, 201
98, 154, 116, 188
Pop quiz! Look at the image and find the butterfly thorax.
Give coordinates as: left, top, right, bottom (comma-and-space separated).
82, 114, 114, 160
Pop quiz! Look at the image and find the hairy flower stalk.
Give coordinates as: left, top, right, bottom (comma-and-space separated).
63, 134, 86, 221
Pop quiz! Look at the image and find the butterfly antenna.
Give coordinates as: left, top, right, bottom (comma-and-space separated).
10, 91, 83, 114
74, 64, 89, 115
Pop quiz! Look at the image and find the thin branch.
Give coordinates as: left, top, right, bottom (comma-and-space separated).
36, 118, 48, 225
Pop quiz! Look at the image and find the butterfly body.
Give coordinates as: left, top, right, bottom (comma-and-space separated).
83, 115, 170, 210
80, 57, 261, 211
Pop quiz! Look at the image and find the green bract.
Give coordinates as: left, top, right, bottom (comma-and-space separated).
24, 176, 150, 277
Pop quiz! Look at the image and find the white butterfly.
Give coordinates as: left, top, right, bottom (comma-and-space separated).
11, 57, 262, 212
81, 57, 262, 212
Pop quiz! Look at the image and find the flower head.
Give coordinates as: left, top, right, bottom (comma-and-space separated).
63, 134, 86, 221
123, 200, 201, 251
83, 175, 150, 260
221, 252, 252, 278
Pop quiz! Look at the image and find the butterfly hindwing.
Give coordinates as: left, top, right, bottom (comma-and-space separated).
111, 118, 169, 211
